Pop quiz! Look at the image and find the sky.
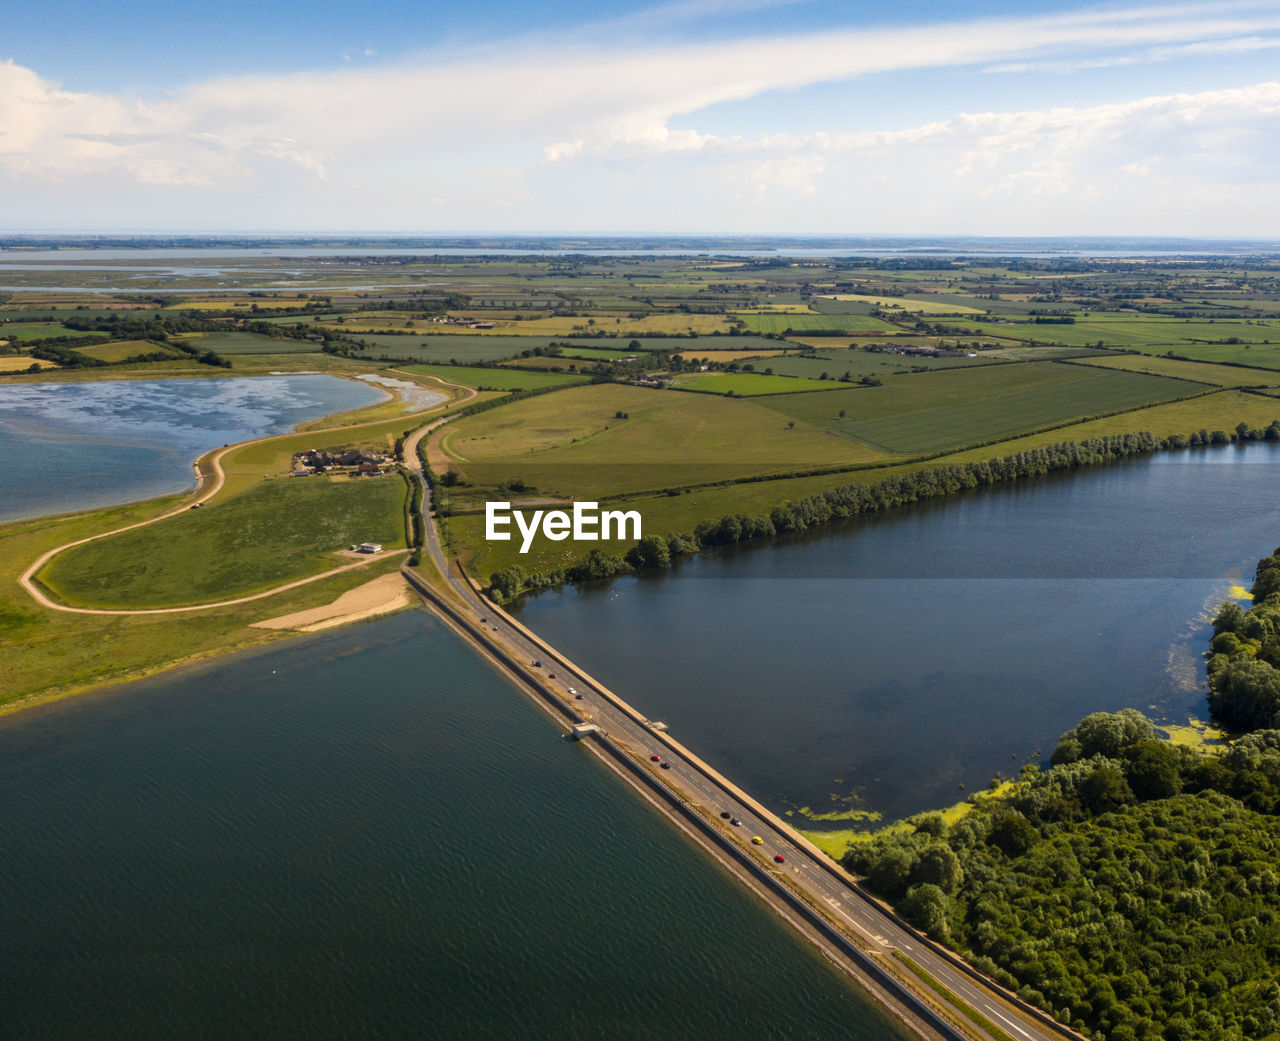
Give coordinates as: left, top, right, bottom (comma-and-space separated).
3, 0, 1280, 236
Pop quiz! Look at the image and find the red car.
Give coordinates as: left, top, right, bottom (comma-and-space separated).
650, 754, 661, 762
774, 854, 786, 864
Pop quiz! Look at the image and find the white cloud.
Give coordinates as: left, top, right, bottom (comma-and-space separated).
2, 1, 1279, 231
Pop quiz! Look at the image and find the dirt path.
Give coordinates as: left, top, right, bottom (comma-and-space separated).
17, 376, 476, 617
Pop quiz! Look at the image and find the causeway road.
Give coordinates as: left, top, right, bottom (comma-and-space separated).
400, 426, 1080, 1041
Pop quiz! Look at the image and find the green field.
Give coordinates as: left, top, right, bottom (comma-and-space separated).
671, 372, 840, 395
402, 363, 589, 391
736, 313, 900, 335
944, 317, 1280, 350
1132, 342, 1280, 371
0, 322, 102, 341
1062, 354, 1280, 386
757, 363, 1206, 454
348, 334, 556, 364
74, 339, 178, 362
40, 476, 408, 608
557, 346, 634, 360
178, 330, 316, 355
437, 382, 883, 501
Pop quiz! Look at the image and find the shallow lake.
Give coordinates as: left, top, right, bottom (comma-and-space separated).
0, 611, 907, 1040
514, 442, 1280, 827
0, 374, 388, 523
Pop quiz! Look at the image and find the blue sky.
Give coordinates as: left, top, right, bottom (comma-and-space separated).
3, 0, 1280, 234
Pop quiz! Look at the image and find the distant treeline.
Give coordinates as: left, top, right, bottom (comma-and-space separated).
485, 424, 1280, 602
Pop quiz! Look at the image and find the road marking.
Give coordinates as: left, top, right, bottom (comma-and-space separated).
824, 897, 892, 949
985, 1005, 1034, 1039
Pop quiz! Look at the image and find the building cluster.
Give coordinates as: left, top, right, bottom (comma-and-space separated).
292, 448, 392, 477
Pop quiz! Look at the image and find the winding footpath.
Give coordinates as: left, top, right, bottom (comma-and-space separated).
18, 376, 474, 617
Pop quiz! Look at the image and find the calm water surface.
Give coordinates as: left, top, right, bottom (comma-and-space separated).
0, 612, 907, 1040
0, 375, 388, 522
515, 443, 1280, 826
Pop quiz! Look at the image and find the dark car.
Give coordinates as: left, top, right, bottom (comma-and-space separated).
660, 762, 670, 770
720, 811, 731, 820
730, 818, 742, 827
532, 660, 542, 667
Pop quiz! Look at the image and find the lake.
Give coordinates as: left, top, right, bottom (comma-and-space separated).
0, 374, 388, 523
513, 443, 1280, 827
0, 611, 907, 1041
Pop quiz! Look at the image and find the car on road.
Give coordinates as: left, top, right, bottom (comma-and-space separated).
720, 811, 731, 820
549, 673, 556, 679
730, 818, 742, 827
660, 762, 670, 770
532, 660, 542, 667
574, 693, 584, 700
567, 687, 576, 695
774, 854, 786, 864
751, 836, 763, 845
650, 754, 661, 762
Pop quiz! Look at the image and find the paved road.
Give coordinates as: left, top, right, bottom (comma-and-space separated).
399, 430, 1077, 1041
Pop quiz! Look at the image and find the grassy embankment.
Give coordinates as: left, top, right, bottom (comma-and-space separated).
0, 380, 480, 710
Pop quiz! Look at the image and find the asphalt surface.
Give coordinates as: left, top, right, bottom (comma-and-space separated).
400, 439, 1070, 1041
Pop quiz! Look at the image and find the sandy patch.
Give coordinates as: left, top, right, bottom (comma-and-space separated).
251, 572, 413, 632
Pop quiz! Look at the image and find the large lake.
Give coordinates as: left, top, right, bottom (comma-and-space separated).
0, 375, 388, 523
0, 612, 907, 1040
514, 443, 1280, 826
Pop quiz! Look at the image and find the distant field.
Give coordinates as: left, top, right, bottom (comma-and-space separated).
41, 476, 408, 608
667, 348, 794, 362
0, 356, 54, 371
557, 346, 633, 360
671, 372, 840, 395
945, 317, 1280, 349
762, 349, 995, 380
1062, 354, 1280, 386
178, 330, 313, 355
814, 293, 987, 315
74, 339, 177, 362
401, 363, 588, 391
757, 363, 1206, 455
496, 355, 599, 371
1130, 342, 1280, 372
349, 334, 536, 364
0, 322, 101, 341
438, 382, 882, 501
736, 313, 900, 335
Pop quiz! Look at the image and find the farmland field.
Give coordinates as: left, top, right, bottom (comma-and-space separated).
436, 382, 883, 500
1128, 342, 1280, 371
813, 293, 987, 315
40, 476, 409, 609
942, 317, 1280, 349
671, 372, 840, 395
0, 322, 102, 341
1061, 354, 1280, 386
0, 356, 55, 371
178, 331, 315, 355
758, 363, 1206, 454
401, 363, 589, 391
74, 340, 178, 362
736, 313, 899, 335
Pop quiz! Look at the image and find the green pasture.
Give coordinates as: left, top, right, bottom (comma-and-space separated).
735, 313, 900, 335
760, 349, 995, 380
437, 382, 883, 502
40, 476, 408, 609
1132, 342, 1280, 371
74, 340, 178, 362
1062, 354, 1280, 387
0, 322, 100, 341
758, 363, 1205, 455
348, 334, 553, 364
670, 372, 839, 395
944, 317, 1280, 350
401, 363, 588, 391
557, 346, 634, 360
179, 330, 317, 355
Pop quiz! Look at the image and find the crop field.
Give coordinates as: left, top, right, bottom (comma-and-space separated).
1129, 342, 1280, 371
557, 346, 634, 360
758, 363, 1206, 455
0, 356, 55, 371
671, 372, 840, 395
74, 340, 178, 362
40, 476, 408, 609
180, 330, 317, 355
1062, 354, 1280, 386
813, 293, 987, 314
436, 382, 883, 500
761, 349, 997, 380
736, 313, 899, 335
347, 334, 539, 364
945, 317, 1280, 350
0, 322, 101, 341
401, 363, 588, 391
667, 348, 795, 362
496, 355, 599, 371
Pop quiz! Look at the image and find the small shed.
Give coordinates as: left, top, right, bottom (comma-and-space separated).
358, 542, 383, 554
